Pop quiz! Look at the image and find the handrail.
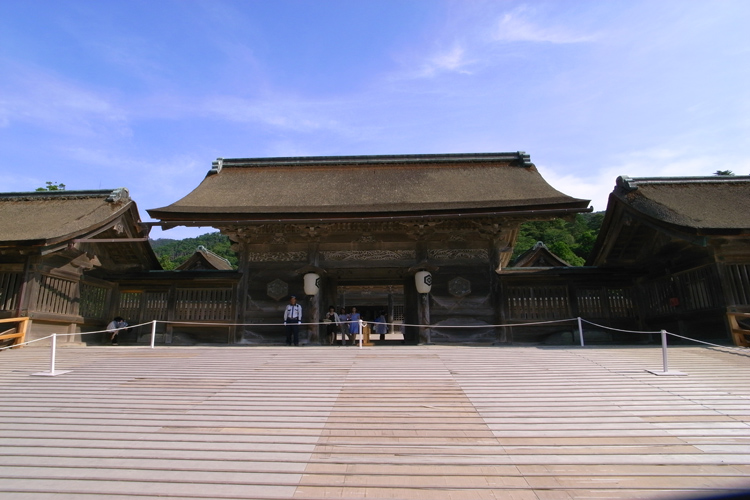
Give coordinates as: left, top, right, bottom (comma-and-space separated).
0, 317, 30, 349
727, 311, 750, 347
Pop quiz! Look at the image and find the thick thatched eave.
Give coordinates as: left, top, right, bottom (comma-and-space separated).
148, 152, 590, 223
0, 188, 160, 270
588, 175, 750, 267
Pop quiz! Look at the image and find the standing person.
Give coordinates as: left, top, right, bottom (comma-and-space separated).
325, 306, 340, 345
348, 307, 361, 345
106, 316, 128, 346
284, 296, 302, 346
373, 311, 388, 340
339, 307, 349, 345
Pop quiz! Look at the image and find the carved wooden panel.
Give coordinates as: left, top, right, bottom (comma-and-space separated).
247, 252, 307, 262
322, 250, 415, 261
428, 249, 488, 260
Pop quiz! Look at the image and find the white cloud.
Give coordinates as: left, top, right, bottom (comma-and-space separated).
418, 44, 473, 77
201, 95, 338, 132
54, 146, 211, 240
0, 61, 129, 137
493, 6, 597, 44
538, 147, 750, 213
389, 3, 599, 82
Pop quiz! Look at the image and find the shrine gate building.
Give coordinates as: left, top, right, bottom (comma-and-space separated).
148, 152, 591, 344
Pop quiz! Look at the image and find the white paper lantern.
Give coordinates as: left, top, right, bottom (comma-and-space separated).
303, 273, 320, 296
415, 270, 432, 294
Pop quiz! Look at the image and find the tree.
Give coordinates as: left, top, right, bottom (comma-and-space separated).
151, 232, 238, 269
714, 170, 735, 176
157, 254, 177, 271
511, 212, 604, 266
36, 181, 66, 191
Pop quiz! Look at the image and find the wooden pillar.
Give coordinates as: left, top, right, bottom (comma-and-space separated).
418, 292, 431, 344
387, 292, 394, 328
307, 292, 320, 344
495, 278, 509, 344
15, 255, 34, 318
166, 284, 176, 344
305, 239, 322, 344
403, 276, 418, 344
490, 231, 513, 344
489, 236, 509, 344
234, 238, 252, 343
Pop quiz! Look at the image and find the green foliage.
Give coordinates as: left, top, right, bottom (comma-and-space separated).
714, 170, 735, 176
151, 232, 238, 270
511, 212, 604, 266
36, 181, 66, 191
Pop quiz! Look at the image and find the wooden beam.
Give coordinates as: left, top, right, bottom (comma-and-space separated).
73, 238, 149, 243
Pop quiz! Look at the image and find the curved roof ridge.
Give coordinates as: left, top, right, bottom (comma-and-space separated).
617, 175, 750, 191
0, 188, 129, 202
208, 152, 533, 174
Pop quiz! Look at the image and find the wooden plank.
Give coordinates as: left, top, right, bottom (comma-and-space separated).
0, 346, 748, 499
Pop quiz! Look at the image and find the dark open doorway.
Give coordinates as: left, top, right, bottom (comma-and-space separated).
336, 284, 405, 343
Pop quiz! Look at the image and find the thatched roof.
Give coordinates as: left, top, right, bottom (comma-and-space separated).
588, 175, 750, 267
177, 246, 233, 271
0, 189, 159, 271
612, 176, 750, 231
511, 242, 572, 268
149, 153, 590, 222
0, 189, 135, 246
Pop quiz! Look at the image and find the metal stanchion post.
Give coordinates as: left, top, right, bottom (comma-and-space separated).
32, 333, 71, 377
49, 333, 57, 373
150, 320, 157, 349
358, 319, 363, 348
647, 329, 686, 376
578, 317, 585, 347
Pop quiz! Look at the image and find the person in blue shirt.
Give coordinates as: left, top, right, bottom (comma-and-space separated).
348, 307, 361, 345
373, 311, 388, 340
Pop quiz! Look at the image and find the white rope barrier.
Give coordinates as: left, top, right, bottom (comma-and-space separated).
664, 330, 750, 354
52, 320, 158, 338
5, 314, 746, 378
142, 317, 579, 329
580, 318, 663, 335
0, 333, 54, 351
397, 318, 578, 329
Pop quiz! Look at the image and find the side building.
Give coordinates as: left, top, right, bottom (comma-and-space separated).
588, 175, 750, 341
148, 152, 591, 344
0, 189, 159, 342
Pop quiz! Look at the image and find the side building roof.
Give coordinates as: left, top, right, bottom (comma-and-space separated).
511, 241, 572, 268
176, 246, 234, 271
611, 176, 750, 231
588, 175, 750, 267
0, 188, 159, 270
148, 152, 590, 223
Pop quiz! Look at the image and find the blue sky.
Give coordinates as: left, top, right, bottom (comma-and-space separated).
1, 0, 749, 240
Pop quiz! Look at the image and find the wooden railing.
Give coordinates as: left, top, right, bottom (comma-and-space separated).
0, 317, 30, 349
727, 311, 750, 347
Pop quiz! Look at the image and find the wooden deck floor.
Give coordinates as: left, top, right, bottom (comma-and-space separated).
1, 345, 749, 499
